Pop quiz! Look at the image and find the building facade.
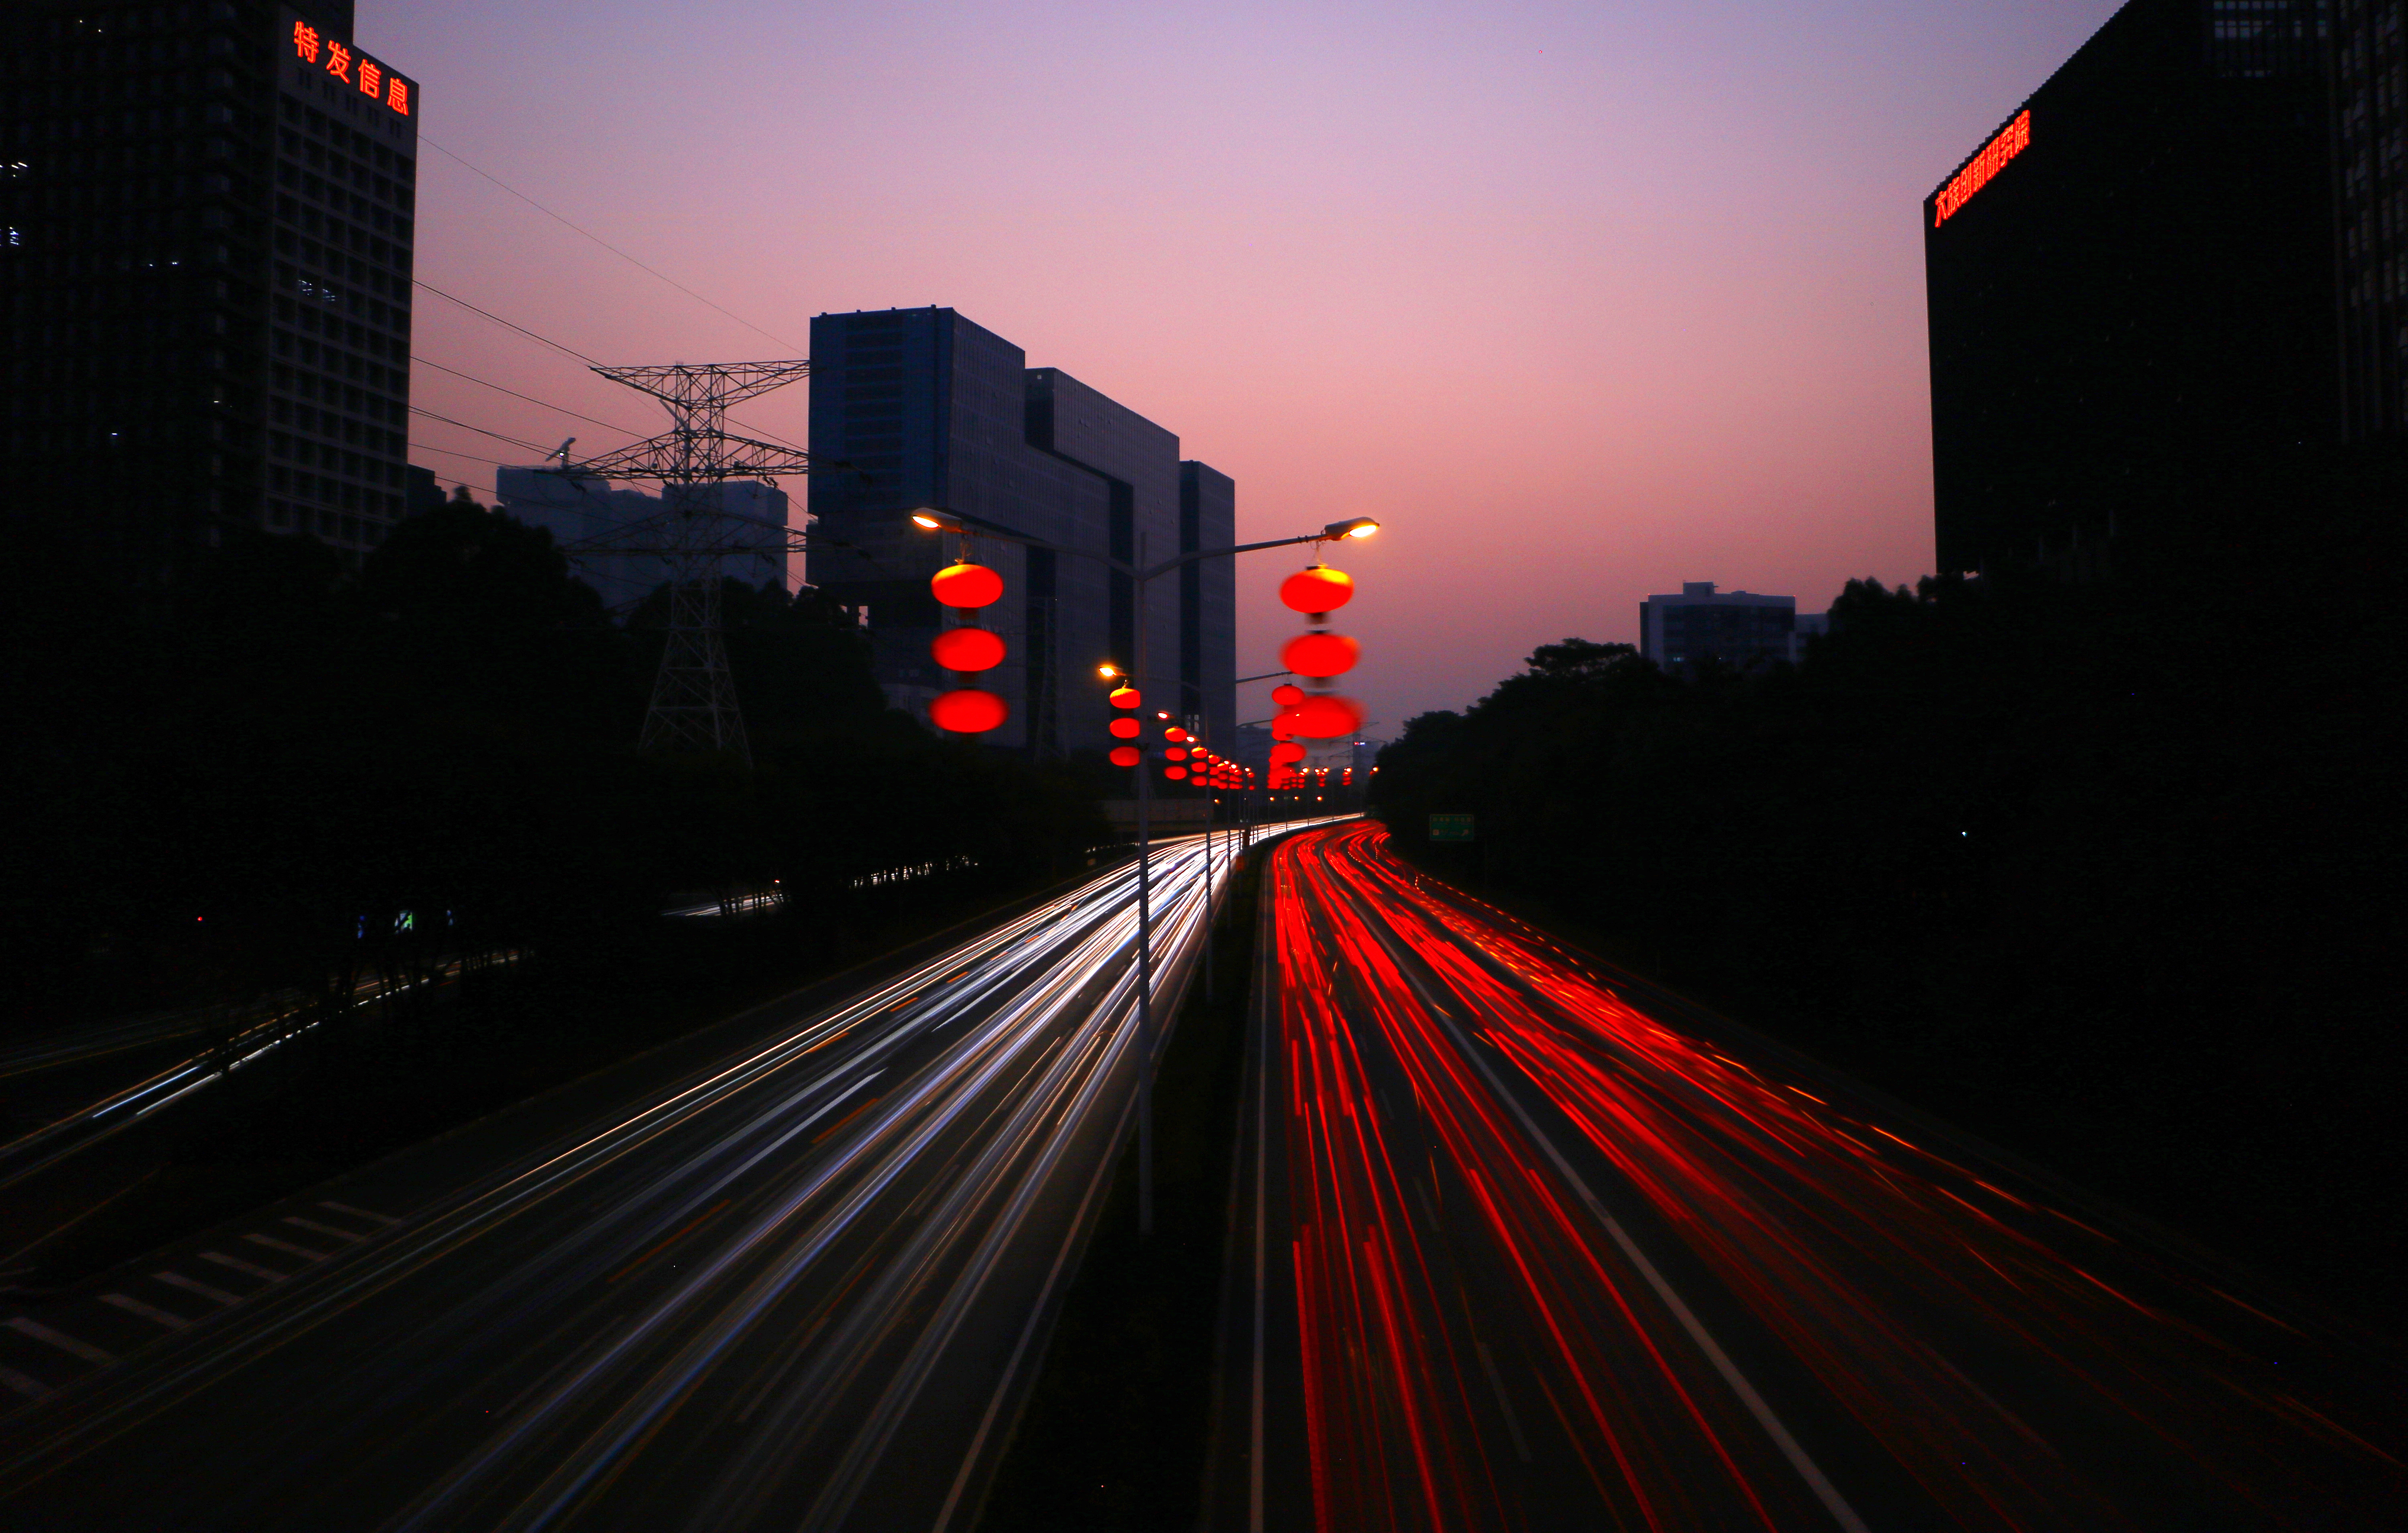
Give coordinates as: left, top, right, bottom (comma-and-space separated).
496, 467, 788, 612
1639, 582, 1800, 677
1922, 0, 2341, 577
0, 1, 417, 581
805, 307, 1235, 756
2335, 1, 2408, 438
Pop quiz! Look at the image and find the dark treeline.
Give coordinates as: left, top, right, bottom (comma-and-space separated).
1, 491, 1106, 1034
1372, 439, 2404, 1315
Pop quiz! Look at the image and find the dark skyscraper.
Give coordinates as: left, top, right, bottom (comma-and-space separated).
806, 307, 1235, 757
1921, 0, 2346, 577
2335, 1, 2408, 438
1, 1, 417, 582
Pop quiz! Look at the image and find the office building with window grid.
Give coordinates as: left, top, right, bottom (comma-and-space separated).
805, 307, 1236, 757
0, 1, 415, 581
1922, 0, 2358, 578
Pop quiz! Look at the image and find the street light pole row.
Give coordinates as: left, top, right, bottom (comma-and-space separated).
907, 506, 1377, 1234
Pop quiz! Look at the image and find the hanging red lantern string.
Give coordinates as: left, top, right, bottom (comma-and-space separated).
931, 559, 1005, 609
1279, 563, 1354, 616
930, 688, 1009, 734
1280, 631, 1358, 679
930, 626, 1006, 672
927, 557, 1007, 734
1283, 693, 1363, 740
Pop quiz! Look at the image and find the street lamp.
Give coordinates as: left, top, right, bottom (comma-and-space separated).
908, 502, 1379, 1235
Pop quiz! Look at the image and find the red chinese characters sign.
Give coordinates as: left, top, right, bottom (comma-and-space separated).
1933, 110, 2029, 227
291, 18, 413, 116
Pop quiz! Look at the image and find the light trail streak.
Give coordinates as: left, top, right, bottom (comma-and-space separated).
0, 952, 525, 1193
1265, 823, 2406, 1530
0, 826, 1347, 1531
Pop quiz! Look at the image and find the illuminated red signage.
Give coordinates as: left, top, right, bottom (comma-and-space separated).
291, 18, 412, 116
1933, 110, 2030, 226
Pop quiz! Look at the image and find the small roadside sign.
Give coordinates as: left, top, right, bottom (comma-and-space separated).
1429, 813, 1474, 842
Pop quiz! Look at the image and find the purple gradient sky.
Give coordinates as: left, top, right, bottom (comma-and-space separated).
370, 0, 2117, 732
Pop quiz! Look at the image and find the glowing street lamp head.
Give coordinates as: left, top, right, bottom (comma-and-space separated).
909, 508, 962, 532
1322, 517, 1380, 541
1097, 663, 1122, 680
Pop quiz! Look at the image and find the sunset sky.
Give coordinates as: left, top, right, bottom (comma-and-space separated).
371, 0, 2121, 732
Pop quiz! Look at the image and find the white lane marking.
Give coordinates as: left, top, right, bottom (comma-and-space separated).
199, 1250, 289, 1282
281, 1216, 362, 1242
318, 1200, 399, 1226
1430, 1008, 1874, 1533
1474, 1340, 1535, 1463
0, 1364, 49, 1399
153, 1271, 242, 1307
4, 1317, 114, 1365
244, 1233, 332, 1262
99, 1293, 191, 1330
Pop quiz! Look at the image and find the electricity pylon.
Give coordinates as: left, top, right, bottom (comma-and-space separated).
552, 360, 814, 764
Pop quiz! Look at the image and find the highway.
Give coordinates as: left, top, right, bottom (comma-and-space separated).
0, 951, 523, 1199
1216, 823, 2405, 1531
0, 825, 1275, 1531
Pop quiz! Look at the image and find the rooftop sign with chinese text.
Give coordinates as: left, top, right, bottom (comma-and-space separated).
289, 15, 413, 118
1933, 110, 2029, 227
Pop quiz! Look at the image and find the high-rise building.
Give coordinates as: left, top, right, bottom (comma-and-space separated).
2335, 1, 2408, 437
805, 307, 1235, 756
1921, 0, 2343, 577
1, 1, 417, 582
1639, 582, 1799, 677
496, 466, 788, 611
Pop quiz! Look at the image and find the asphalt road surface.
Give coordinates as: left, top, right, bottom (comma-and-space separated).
1208, 822, 2405, 1531
0, 826, 1282, 1532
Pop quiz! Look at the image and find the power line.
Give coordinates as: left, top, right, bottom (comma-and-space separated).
408, 407, 555, 455
413, 280, 600, 364
414, 357, 648, 435
421, 138, 804, 352
408, 441, 515, 468
410, 280, 809, 455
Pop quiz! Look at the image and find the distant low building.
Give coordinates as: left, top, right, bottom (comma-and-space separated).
1787, 611, 1828, 665
1639, 582, 1801, 676
494, 467, 787, 610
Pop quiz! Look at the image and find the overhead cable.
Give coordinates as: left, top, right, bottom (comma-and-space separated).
421, 138, 804, 352
415, 357, 649, 435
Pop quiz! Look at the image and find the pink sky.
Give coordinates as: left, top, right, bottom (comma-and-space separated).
370, 0, 2120, 732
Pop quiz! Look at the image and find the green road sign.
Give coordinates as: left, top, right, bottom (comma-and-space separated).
1429, 813, 1474, 842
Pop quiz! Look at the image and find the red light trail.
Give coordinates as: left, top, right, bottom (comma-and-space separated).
1259, 822, 2403, 1530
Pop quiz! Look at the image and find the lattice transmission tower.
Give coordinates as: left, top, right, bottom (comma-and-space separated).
553, 360, 815, 764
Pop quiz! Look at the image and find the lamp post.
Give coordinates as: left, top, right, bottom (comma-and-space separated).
911, 506, 1377, 1234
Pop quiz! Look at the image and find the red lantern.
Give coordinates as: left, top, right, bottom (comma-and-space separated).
1270, 683, 1304, 708
1109, 744, 1141, 768
1165, 747, 1187, 762
931, 560, 1005, 610
1280, 631, 1359, 679
1165, 766, 1187, 780
1271, 741, 1306, 764
1108, 716, 1140, 739
1288, 693, 1363, 739
929, 687, 1008, 734
1164, 726, 1190, 744
1279, 564, 1353, 615
930, 626, 1006, 672
1109, 686, 1141, 710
